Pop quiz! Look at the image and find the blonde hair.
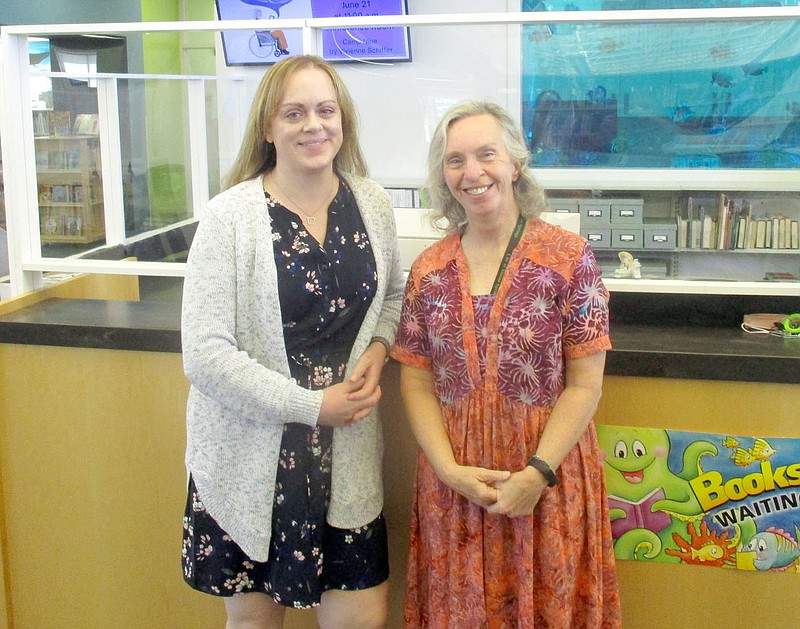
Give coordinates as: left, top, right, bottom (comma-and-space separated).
425, 100, 547, 234
224, 55, 368, 189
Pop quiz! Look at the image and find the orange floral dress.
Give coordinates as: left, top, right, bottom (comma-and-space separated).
391, 219, 621, 628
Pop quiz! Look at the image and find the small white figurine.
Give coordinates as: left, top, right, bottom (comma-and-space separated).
613, 251, 642, 279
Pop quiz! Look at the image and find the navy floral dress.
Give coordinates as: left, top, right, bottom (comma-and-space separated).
182, 177, 389, 607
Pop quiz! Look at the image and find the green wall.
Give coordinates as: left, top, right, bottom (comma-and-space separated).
140, 0, 217, 224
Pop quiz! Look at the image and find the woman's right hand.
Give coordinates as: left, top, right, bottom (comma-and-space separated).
317, 377, 381, 427
441, 464, 511, 508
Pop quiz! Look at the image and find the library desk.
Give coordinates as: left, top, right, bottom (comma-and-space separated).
0, 279, 798, 628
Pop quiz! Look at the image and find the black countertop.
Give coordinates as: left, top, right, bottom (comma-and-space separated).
1, 297, 799, 383
604, 323, 800, 383
0, 298, 182, 353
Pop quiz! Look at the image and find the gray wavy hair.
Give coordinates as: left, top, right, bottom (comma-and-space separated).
425, 100, 547, 234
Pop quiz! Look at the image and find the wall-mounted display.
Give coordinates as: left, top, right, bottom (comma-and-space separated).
215, 0, 411, 65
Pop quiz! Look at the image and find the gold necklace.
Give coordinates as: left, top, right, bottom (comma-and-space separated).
271, 177, 337, 226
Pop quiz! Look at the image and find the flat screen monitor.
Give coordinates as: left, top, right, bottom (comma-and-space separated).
215, 0, 411, 66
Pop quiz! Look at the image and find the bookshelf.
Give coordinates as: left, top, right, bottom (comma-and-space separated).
543, 188, 800, 284
388, 181, 800, 290
35, 135, 104, 244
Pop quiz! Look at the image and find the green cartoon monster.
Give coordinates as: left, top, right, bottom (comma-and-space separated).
597, 426, 717, 562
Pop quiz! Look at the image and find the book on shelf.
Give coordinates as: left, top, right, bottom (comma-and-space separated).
716, 193, 730, 249
49, 111, 71, 136
50, 185, 70, 203
65, 214, 83, 236
690, 215, 702, 249
745, 216, 758, 249
49, 151, 67, 169
781, 218, 788, 249
764, 272, 799, 282
701, 212, 716, 249
675, 214, 687, 248
734, 200, 752, 250
791, 220, 799, 249
32, 110, 50, 136
66, 150, 81, 170
72, 114, 99, 135
771, 217, 780, 249
684, 197, 705, 249
727, 199, 742, 250
35, 150, 48, 169
736, 214, 748, 249
755, 220, 767, 248
41, 210, 64, 236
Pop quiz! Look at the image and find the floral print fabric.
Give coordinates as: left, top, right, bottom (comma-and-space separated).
182, 179, 389, 607
392, 219, 621, 628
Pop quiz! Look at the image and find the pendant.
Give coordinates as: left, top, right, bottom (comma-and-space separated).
306, 215, 316, 225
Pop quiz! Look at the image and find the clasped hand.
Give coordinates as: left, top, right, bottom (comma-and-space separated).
317, 342, 386, 427
445, 464, 547, 517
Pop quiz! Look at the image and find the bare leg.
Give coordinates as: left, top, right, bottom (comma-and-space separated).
316, 581, 389, 629
224, 592, 287, 629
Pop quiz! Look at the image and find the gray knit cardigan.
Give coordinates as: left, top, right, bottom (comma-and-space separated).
182, 173, 404, 562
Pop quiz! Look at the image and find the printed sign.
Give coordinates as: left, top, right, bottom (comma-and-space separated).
597, 425, 800, 572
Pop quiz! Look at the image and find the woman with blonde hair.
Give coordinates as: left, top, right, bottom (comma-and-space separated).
181, 55, 404, 629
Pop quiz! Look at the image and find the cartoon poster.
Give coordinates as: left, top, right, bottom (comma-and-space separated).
596, 425, 800, 573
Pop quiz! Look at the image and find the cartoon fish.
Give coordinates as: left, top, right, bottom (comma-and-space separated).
691, 543, 724, 562
746, 527, 800, 571
722, 436, 740, 449
750, 438, 776, 461
732, 438, 776, 466
732, 447, 756, 467
742, 62, 768, 76
711, 72, 732, 88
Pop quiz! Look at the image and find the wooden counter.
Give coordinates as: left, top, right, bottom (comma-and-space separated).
0, 281, 799, 628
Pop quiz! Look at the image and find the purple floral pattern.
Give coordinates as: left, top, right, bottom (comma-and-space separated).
392, 219, 621, 628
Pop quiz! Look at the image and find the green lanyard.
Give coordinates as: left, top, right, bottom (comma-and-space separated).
490, 214, 526, 295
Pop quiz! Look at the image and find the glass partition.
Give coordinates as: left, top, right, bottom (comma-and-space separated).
27, 70, 230, 260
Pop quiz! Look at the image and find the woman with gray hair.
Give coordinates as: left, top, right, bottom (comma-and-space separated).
392, 100, 621, 627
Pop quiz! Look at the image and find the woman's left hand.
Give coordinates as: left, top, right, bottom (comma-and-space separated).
346, 342, 387, 403
485, 467, 547, 517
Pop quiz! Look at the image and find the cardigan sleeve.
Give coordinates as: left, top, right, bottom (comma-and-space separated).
182, 187, 322, 428
370, 186, 405, 347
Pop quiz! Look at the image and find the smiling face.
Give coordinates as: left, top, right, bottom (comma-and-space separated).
266, 66, 343, 175
443, 113, 520, 224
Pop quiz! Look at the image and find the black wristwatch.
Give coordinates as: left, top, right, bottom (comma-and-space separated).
527, 454, 558, 487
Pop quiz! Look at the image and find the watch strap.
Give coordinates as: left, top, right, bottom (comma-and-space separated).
527, 454, 558, 487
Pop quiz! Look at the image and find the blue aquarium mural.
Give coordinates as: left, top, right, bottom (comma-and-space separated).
522, 2, 800, 168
